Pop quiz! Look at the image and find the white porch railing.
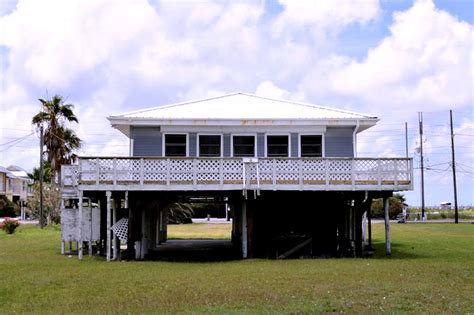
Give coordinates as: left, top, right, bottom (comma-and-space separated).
61, 157, 413, 194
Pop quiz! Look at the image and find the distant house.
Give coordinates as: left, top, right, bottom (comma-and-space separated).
61, 93, 413, 260
0, 165, 32, 219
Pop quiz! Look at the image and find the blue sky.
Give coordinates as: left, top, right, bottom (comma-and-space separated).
0, 0, 473, 206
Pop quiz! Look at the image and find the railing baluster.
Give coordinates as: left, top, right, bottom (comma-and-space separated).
377, 159, 382, 190
166, 159, 170, 186
325, 159, 329, 190
95, 158, 100, 186
219, 159, 223, 188
192, 159, 197, 189
140, 158, 144, 187
113, 158, 117, 187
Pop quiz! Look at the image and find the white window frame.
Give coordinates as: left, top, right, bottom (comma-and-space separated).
231, 133, 257, 158
162, 133, 189, 157
298, 133, 325, 158
264, 133, 291, 158
197, 133, 223, 158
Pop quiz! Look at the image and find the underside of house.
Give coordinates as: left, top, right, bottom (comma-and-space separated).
59, 93, 412, 261
60, 157, 410, 261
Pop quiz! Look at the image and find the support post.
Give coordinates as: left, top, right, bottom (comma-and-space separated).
112, 198, 118, 260
106, 191, 112, 262
367, 207, 373, 249
383, 196, 391, 255
241, 200, 247, 259
78, 192, 84, 260
88, 199, 93, 256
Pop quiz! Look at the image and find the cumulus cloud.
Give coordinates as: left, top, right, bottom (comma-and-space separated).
274, 0, 380, 38
328, 0, 473, 113
255, 81, 290, 99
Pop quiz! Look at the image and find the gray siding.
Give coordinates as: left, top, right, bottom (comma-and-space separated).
131, 126, 162, 156
290, 133, 299, 157
257, 133, 265, 157
223, 134, 231, 157
188, 133, 197, 157
324, 127, 354, 157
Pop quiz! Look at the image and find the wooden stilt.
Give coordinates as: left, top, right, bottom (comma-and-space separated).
106, 191, 112, 261
88, 199, 93, 256
78, 193, 83, 260
368, 207, 372, 248
384, 197, 391, 255
242, 200, 247, 259
112, 198, 118, 260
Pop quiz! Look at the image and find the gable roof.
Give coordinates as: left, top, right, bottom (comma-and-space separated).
111, 92, 376, 121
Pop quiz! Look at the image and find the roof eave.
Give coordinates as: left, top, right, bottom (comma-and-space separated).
108, 116, 378, 136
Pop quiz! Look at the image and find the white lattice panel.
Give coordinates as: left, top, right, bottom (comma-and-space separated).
111, 218, 128, 241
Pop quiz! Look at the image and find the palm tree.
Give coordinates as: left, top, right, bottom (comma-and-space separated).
28, 161, 52, 183
32, 95, 81, 183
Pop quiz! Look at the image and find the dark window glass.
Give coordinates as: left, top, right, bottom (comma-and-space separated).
301, 135, 322, 157
165, 134, 186, 157
267, 135, 289, 157
233, 136, 255, 157
199, 135, 221, 157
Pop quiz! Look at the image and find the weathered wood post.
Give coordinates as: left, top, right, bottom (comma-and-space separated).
112, 197, 119, 260
384, 196, 391, 255
78, 192, 84, 260
241, 199, 248, 259
88, 199, 93, 256
106, 191, 112, 261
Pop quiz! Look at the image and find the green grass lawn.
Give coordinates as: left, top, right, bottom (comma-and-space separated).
168, 222, 232, 240
0, 223, 473, 314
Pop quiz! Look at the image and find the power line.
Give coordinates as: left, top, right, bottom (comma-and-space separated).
0, 132, 34, 146
0, 133, 35, 152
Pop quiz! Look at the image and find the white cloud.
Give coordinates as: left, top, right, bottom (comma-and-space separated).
274, 0, 380, 38
255, 81, 290, 99
0, 0, 159, 88
328, 0, 473, 113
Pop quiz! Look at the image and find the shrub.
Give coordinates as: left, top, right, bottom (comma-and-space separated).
167, 203, 194, 224
371, 194, 406, 219
0, 218, 20, 234
0, 196, 19, 217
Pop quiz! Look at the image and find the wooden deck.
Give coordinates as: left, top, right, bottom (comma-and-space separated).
61, 157, 413, 195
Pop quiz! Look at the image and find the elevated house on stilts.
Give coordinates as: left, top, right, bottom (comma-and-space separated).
60, 92, 413, 260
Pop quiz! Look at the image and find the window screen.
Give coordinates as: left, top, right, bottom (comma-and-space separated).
233, 136, 255, 157
199, 135, 221, 157
165, 134, 186, 157
300, 135, 322, 157
267, 135, 289, 157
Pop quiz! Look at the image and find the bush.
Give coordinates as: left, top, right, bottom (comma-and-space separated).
0, 196, 19, 217
0, 218, 20, 234
167, 203, 194, 224
371, 194, 406, 219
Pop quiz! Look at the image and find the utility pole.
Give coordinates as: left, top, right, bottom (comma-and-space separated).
39, 125, 44, 228
405, 122, 409, 158
418, 112, 426, 221
450, 110, 459, 223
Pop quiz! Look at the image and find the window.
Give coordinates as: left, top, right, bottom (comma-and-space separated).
164, 134, 187, 157
300, 135, 322, 157
267, 135, 289, 157
233, 135, 255, 157
199, 135, 221, 157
